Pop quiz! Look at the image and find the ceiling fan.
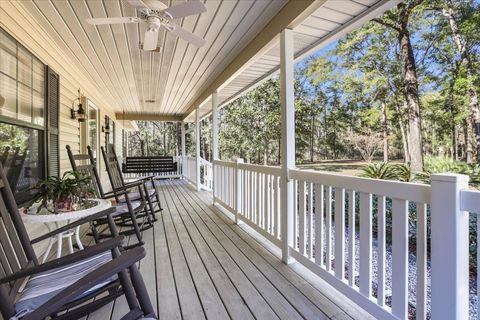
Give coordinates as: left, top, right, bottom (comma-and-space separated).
86, 0, 207, 51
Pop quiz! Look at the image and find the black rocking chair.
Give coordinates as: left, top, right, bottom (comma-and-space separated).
100, 146, 163, 222
0, 163, 157, 320
66, 145, 153, 249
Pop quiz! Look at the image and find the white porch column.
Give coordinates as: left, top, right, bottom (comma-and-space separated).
181, 121, 186, 177
280, 28, 295, 264
212, 91, 219, 202
431, 173, 469, 320
195, 108, 201, 191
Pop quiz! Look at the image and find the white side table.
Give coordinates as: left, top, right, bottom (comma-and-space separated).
22, 199, 111, 263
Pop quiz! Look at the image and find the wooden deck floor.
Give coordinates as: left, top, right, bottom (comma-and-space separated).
85, 179, 373, 320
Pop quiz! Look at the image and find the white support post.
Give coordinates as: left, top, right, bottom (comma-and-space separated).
431, 173, 469, 320
280, 28, 295, 264
181, 121, 186, 178
195, 109, 201, 191
212, 91, 219, 202
235, 158, 244, 224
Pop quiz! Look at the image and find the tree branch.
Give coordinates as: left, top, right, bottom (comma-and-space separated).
372, 18, 401, 32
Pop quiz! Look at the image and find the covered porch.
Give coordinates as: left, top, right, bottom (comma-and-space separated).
1, 0, 480, 319
91, 179, 372, 320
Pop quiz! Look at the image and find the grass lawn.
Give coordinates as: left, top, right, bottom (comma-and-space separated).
297, 159, 402, 176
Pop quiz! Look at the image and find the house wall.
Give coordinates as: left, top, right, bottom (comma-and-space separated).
0, 2, 130, 255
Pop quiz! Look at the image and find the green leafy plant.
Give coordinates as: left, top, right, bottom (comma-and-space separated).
29, 171, 95, 214
359, 162, 398, 180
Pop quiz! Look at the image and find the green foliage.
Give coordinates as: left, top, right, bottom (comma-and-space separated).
359, 162, 399, 180
29, 171, 94, 213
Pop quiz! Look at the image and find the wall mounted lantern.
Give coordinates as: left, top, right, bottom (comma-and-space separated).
71, 89, 87, 122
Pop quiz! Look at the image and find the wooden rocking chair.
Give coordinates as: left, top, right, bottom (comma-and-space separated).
66, 145, 153, 249
100, 146, 162, 222
0, 163, 156, 320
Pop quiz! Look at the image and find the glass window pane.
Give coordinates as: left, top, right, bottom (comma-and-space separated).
32, 58, 44, 93
0, 30, 16, 78
0, 122, 45, 205
18, 83, 32, 123
0, 73, 17, 118
88, 105, 98, 158
32, 90, 44, 126
17, 46, 32, 86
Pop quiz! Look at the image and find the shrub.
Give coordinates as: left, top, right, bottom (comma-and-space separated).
359, 162, 399, 180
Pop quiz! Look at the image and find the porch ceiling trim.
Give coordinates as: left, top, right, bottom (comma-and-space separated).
115, 113, 182, 122
181, 0, 328, 121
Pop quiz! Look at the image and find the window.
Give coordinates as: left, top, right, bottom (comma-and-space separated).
0, 123, 45, 204
0, 28, 50, 205
87, 100, 98, 159
0, 29, 44, 126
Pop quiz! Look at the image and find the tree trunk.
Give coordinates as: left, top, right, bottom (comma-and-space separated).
465, 118, 474, 163
443, 6, 480, 162
399, 30, 423, 171
263, 139, 269, 165
381, 100, 389, 162
310, 114, 315, 162
395, 102, 409, 163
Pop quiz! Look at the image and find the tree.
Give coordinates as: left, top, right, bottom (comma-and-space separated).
440, 0, 480, 163
373, 0, 425, 171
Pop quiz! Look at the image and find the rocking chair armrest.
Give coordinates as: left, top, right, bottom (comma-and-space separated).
122, 180, 146, 188
103, 189, 129, 199
23, 247, 146, 320
0, 236, 125, 284
30, 207, 117, 245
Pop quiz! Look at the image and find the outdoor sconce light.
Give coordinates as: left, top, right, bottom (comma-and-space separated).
71, 89, 87, 122
103, 116, 111, 134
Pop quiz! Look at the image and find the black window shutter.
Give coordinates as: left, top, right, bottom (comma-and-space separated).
46, 66, 60, 177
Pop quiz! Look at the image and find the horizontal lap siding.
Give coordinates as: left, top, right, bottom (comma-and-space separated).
1, 3, 127, 254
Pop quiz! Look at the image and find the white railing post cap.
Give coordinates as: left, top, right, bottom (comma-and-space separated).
430, 173, 469, 184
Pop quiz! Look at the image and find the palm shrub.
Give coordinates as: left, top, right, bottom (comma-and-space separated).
359, 162, 399, 180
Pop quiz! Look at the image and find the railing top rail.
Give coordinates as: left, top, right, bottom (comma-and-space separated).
213, 160, 237, 168
289, 168, 431, 204
238, 162, 282, 176
200, 158, 213, 166
460, 189, 480, 213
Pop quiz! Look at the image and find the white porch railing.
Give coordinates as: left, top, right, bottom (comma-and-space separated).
211, 159, 480, 320
183, 156, 213, 191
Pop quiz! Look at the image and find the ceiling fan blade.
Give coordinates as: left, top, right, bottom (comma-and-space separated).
164, 1, 207, 19
168, 24, 206, 47
143, 28, 159, 51
87, 17, 142, 25
126, 0, 150, 12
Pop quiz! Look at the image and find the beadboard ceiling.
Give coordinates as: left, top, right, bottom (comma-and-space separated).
6, 0, 288, 117
3, 0, 397, 122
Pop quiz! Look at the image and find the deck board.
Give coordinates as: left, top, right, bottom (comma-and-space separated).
80, 179, 374, 320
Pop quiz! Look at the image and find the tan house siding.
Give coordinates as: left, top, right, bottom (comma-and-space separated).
0, 2, 129, 255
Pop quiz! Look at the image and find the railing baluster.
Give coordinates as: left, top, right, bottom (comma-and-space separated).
299, 180, 306, 255
348, 190, 356, 287
293, 180, 298, 250
263, 174, 270, 233
274, 176, 279, 238
326, 186, 333, 271
308, 182, 314, 259
377, 195, 386, 306
335, 187, 345, 280
315, 184, 324, 267
416, 202, 427, 320
359, 192, 372, 297
392, 199, 408, 319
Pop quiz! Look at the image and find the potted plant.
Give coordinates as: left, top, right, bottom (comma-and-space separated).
28, 171, 95, 214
